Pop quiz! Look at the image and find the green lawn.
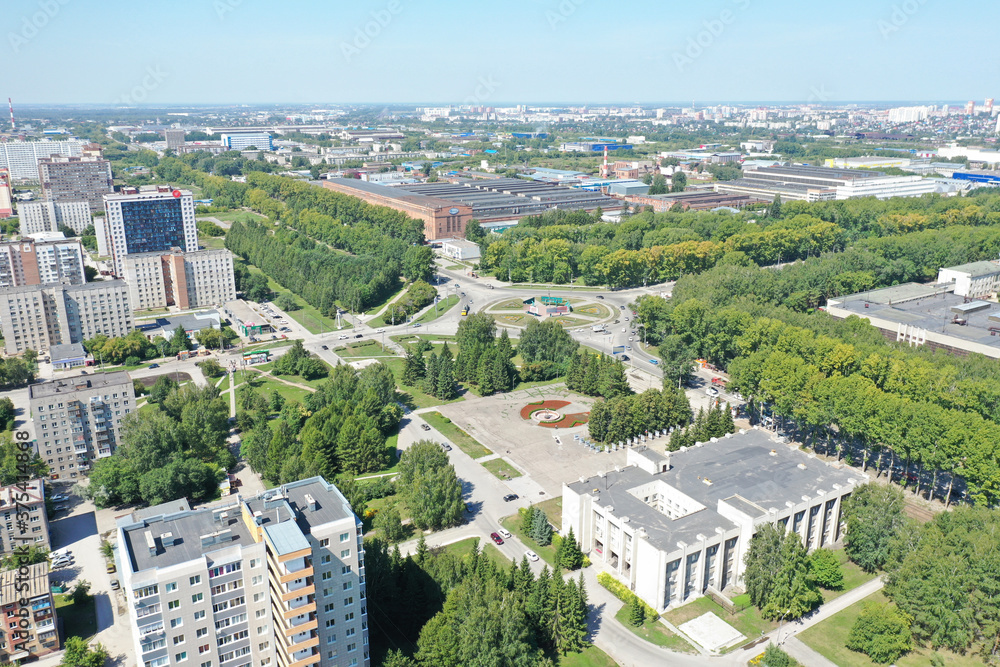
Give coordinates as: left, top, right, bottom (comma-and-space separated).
663, 595, 777, 651
55, 595, 98, 639
613, 607, 695, 653
363, 284, 407, 317
536, 496, 564, 531
482, 458, 522, 480
558, 645, 619, 667
483, 543, 514, 569
423, 412, 492, 458
333, 339, 391, 358
381, 357, 466, 411
237, 374, 313, 410
197, 210, 265, 223
799, 590, 983, 667
501, 514, 559, 567
367, 493, 411, 524
822, 550, 878, 603
432, 536, 482, 559
242, 264, 339, 335
198, 234, 226, 249
445, 263, 464, 270
414, 294, 460, 323
496, 298, 528, 310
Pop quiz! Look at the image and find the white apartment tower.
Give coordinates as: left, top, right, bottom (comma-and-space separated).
101, 188, 197, 277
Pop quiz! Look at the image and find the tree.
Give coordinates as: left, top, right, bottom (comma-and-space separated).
0, 434, 49, 485
846, 602, 912, 664
648, 173, 668, 195
0, 397, 15, 430
60, 636, 109, 667
169, 324, 192, 355
843, 483, 906, 573
518, 319, 579, 368
658, 334, 697, 388
761, 643, 792, 667
760, 531, 822, 620
671, 171, 687, 192
628, 593, 645, 626
398, 441, 464, 530
557, 526, 584, 570
769, 194, 783, 219
531, 507, 553, 546
198, 359, 225, 378
374, 504, 407, 543
808, 548, 844, 589
70, 579, 93, 605
274, 292, 299, 311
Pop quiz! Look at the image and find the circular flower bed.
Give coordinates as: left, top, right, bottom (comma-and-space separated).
519, 400, 570, 420
520, 400, 589, 428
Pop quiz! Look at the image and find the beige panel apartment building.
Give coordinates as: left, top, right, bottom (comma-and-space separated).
0, 479, 51, 555
0, 234, 86, 288
122, 248, 236, 311
29, 372, 135, 479
0, 563, 60, 662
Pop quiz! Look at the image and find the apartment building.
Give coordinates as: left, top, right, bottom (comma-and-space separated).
0, 140, 86, 181
220, 132, 273, 151
0, 233, 86, 288
117, 477, 369, 667
164, 130, 186, 150
17, 200, 92, 235
122, 248, 236, 311
29, 372, 135, 479
0, 167, 12, 218
0, 563, 60, 662
37, 156, 114, 212
0, 280, 132, 355
102, 188, 198, 277
0, 480, 51, 555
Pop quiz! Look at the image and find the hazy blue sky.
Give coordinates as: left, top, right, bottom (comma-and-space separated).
6, 0, 999, 105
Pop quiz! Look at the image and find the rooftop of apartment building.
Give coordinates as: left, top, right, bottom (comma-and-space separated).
29, 371, 132, 400
565, 429, 861, 551
0, 562, 50, 605
0, 479, 44, 509
0, 279, 128, 297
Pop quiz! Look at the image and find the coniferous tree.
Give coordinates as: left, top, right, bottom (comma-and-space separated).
628, 593, 645, 626
520, 505, 535, 535
477, 347, 499, 395
423, 353, 440, 397
436, 355, 456, 401
532, 508, 553, 546
402, 348, 425, 386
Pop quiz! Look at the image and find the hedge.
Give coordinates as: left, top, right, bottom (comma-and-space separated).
597, 571, 658, 620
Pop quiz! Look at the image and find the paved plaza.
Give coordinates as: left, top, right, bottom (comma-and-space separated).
679, 612, 746, 652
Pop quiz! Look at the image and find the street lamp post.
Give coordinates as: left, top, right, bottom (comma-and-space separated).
777, 609, 791, 645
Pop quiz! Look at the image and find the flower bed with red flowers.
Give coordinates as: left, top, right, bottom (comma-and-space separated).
538, 412, 590, 428
519, 400, 570, 420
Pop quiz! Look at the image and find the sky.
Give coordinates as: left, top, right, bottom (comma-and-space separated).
6, 0, 1000, 106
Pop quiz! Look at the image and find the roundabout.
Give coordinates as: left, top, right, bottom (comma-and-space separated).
483, 295, 617, 331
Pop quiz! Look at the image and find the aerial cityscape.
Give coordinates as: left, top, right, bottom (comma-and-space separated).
2, 2, 1000, 667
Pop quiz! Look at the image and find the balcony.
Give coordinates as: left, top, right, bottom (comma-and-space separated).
281, 584, 315, 602
288, 649, 322, 667
287, 634, 320, 654
279, 565, 314, 584
96, 447, 113, 459
283, 617, 318, 637
74, 443, 89, 454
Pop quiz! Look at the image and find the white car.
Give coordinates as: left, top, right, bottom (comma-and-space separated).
376, 328, 385, 333
498, 528, 512, 539
50, 548, 70, 559
338, 334, 348, 340
51, 494, 68, 502
525, 550, 539, 562
706, 387, 720, 397
621, 328, 627, 333
51, 556, 72, 568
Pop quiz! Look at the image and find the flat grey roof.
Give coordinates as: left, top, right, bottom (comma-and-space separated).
29, 370, 131, 399
943, 260, 1000, 277
831, 283, 1000, 349
263, 521, 310, 556
326, 178, 460, 210
49, 342, 86, 361
567, 430, 860, 552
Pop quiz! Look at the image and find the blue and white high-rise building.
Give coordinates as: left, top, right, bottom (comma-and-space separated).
220, 132, 273, 151
101, 187, 197, 277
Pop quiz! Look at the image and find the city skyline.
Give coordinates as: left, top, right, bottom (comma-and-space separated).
6, 0, 1000, 105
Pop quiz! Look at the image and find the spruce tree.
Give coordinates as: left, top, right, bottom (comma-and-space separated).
560, 527, 584, 570
439, 341, 453, 362
520, 506, 535, 534
477, 347, 498, 395
583, 354, 601, 396
423, 353, 440, 397
628, 594, 645, 626
436, 355, 456, 401
566, 352, 583, 391
402, 349, 425, 386
533, 508, 553, 546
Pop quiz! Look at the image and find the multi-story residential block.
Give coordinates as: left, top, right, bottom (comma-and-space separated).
220, 132, 273, 151
0, 480, 51, 555
37, 156, 114, 212
29, 372, 134, 479
0, 563, 60, 661
562, 429, 865, 614
0, 167, 12, 218
0, 280, 132, 355
0, 233, 86, 288
117, 477, 369, 667
17, 200, 92, 235
937, 260, 1000, 298
101, 188, 197, 277
164, 130, 186, 150
0, 140, 86, 181
122, 248, 236, 311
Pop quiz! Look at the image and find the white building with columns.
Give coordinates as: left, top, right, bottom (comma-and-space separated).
561, 428, 865, 613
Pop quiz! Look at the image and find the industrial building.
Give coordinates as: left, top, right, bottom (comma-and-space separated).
715, 164, 936, 202
0, 479, 51, 554
0, 563, 60, 662
625, 191, 765, 213
121, 248, 236, 311
220, 132, 274, 151
0, 140, 86, 181
440, 239, 481, 261
17, 200, 92, 235
29, 371, 135, 478
562, 430, 864, 613
101, 187, 198, 277
826, 281, 1000, 359
0, 233, 86, 288
37, 155, 114, 212
560, 141, 633, 152
117, 477, 368, 667
0, 280, 133, 355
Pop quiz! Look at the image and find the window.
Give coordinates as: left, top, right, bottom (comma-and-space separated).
327, 634, 337, 644
174, 635, 185, 645
339, 532, 350, 543
194, 610, 206, 621
345, 628, 355, 637
325, 619, 335, 628
134, 585, 159, 599
197, 628, 208, 638
200, 662, 212, 667
251, 575, 262, 586
343, 581, 353, 591
323, 587, 333, 597
190, 575, 201, 586
340, 549, 350, 559
320, 554, 331, 564
344, 597, 354, 606
165, 583, 178, 593
324, 603, 335, 613
175, 652, 188, 662
192, 593, 204, 603
170, 618, 183, 628
255, 609, 267, 619
341, 565, 352, 574
319, 538, 330, 547
258, 642, 269, 651
347, 642, 357, 652
321, 572, 332, 581
249, 558, 259, 568
345, 612, 354, 622
168, 600, 180, 610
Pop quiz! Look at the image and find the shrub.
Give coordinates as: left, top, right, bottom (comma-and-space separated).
124, 355, 142, 367
597, 571, 658, 620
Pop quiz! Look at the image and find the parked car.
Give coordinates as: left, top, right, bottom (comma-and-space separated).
621, 328, 627, 333
620, 305, 625, 310
421, 424, 431, 431
490, 532, 504, 545
440, 443, 452, 452
503, 494, 518, 502
354, 334, 363, 338
706, 387, 720, 397
321, 345, 328, 350
106, 563, 116, 574
525, 550, 539, 562
148, 363, 159, 369
53, 504, 68, 512
498, 527, 511, 539
51, 494, 68, 502
110, 579, 120, 590
50, 548, 70, 558
596, 295, 605, 299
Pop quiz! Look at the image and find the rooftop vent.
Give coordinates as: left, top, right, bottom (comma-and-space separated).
769, 449, 777, 456
702, 478, 713, 486
253, 510, 263, 526
144, 530, 156, 556
305, 494, 317, 512
160, 532, 177, 547
621, 517, 630, 524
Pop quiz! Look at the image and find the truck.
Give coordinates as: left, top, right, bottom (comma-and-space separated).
592, 325, 606, 333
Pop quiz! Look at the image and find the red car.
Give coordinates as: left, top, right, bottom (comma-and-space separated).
490, 532, 504, 545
